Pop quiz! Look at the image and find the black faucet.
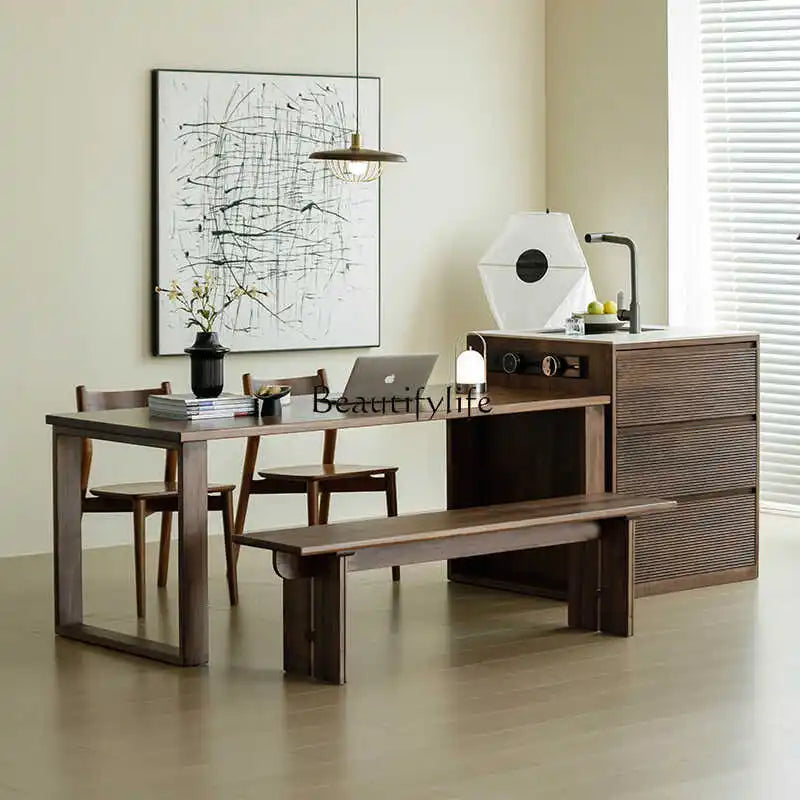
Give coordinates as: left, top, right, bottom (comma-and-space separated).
584, 233, 641, 334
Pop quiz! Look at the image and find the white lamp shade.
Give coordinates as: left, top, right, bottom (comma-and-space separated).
478, 212, 596, 330
456, 348, 486, 385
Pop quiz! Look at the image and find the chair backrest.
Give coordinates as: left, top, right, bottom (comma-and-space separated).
76, 382, 175, 494
242, 369, 336, 463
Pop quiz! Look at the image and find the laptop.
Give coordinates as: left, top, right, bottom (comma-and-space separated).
339, 354, 438, 401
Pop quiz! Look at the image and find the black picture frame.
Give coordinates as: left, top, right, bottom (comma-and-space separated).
151, 68, 382, 356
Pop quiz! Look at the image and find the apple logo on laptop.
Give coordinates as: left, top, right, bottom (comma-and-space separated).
384, 374, 396, 385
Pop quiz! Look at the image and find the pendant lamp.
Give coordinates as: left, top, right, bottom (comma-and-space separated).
309, 0, 406, 182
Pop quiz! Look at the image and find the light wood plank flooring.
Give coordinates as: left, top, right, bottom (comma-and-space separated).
0, 514, 796, 799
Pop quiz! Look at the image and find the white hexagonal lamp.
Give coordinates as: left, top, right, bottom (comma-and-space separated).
478, 211, 596, 330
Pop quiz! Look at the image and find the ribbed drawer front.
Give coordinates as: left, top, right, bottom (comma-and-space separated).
634, 493, 757, 584
616, 344, 757, 427
617, 420, 757, 497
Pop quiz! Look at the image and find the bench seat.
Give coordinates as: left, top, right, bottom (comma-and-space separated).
235, 493, 673, 555
234, 492, 675, 684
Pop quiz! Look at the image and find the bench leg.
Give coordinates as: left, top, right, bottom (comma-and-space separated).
312, 555, 347, 684
599, 518, 634, 637
283, 578, 313, 675
567, 540, 599, 631
282, 554, 347, 684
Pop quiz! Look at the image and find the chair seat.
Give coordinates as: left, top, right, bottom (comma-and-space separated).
257, 464, 398, 481
90, 481, 235, 500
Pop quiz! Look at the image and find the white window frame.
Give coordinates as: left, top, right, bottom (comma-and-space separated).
668, 0, 714, 326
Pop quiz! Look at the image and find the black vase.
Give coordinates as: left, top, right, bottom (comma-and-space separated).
184, 332, 230, 398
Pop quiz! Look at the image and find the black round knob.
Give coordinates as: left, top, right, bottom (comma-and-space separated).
541, 355, 562, 377
502, 352, 522, 374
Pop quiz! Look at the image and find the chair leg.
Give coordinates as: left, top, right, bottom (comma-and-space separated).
233, 485, 251, 565
385, 472, 400, 582
221, 491, 238, 606
319, 489, 331, 524
157, 511, 172, 587
307, 481, 320, 526
234, 437, 260, 564
133, 499, 146, 618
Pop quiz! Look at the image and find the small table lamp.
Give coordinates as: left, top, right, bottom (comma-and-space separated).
455, 332, 487, 395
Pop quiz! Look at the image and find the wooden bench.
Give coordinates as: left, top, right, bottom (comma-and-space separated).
233, 493, 675, 684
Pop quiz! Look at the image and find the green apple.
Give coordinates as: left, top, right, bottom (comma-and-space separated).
603, 300, 618, 315
587, 301, 604, 315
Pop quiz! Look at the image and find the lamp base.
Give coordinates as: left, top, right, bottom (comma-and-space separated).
455, 382, 487, 396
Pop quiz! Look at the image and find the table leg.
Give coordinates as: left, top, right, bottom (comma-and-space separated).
53, 428, 204, 665
53, 431, 83, 628
582, 404, 606, 494
178, 440, 209, 666
566, 406, 606, 629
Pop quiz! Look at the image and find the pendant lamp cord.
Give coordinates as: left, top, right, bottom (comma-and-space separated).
355, 0, 360, 134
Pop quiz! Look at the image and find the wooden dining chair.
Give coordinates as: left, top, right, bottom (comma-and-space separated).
76, 382, 238, 617
234, 369, 400, 582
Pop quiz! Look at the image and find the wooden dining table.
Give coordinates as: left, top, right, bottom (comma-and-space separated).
46, 385, 610, 667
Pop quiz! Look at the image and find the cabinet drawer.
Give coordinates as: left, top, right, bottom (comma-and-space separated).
617, 419, 757, 497
634, 493, 757, 584
616, 343, 757, 427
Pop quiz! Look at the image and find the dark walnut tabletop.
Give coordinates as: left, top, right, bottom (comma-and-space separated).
46, 385, 611, 444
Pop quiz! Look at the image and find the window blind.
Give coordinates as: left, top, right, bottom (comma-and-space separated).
699, 0, 800, 511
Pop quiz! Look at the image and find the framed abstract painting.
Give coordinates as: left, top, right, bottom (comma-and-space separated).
152, 69, 381, 355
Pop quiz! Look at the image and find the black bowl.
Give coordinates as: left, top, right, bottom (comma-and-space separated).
583, 320, 626, 333
255, 386, 291, 417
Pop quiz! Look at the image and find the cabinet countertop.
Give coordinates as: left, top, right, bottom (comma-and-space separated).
477, 326, 759, 349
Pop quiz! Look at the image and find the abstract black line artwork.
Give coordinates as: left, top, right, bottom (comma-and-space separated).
153, 70, 380, 354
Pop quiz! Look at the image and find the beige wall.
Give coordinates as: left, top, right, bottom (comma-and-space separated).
0, 0, 545, 557
546, 0, 668, 323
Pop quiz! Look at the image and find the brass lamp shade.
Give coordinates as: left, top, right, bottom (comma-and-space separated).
310, 133, 406, 183
308, 1, 405, 183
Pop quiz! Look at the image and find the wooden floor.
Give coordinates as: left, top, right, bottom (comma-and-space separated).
0, 515, 796, 799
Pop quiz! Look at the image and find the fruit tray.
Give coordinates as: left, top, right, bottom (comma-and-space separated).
577, 313, 626, 333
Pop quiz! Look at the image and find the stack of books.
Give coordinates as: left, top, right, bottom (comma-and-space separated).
148, 393, 257, 420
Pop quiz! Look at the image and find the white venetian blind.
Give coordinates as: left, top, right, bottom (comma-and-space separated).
699, 0, 800, 511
